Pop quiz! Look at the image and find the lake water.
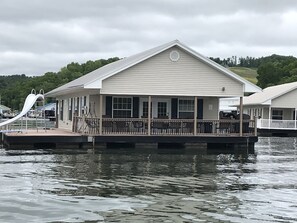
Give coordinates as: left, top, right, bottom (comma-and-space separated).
0, 137, 297, 222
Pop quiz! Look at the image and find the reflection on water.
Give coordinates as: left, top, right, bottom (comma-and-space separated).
0, 137, 297, 222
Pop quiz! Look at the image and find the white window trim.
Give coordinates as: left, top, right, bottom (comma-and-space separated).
178, 98, 194, 118
112, 96, 133, 118
272, 109, 283, 120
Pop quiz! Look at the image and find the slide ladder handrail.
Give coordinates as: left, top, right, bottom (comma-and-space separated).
0, 91, 45, 129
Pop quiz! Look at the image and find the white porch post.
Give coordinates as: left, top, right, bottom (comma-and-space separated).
268, 106, 271, 129
194, 96, 198, 135
239, 96, 243, 136
99, 94, 103, 135
148, 96, 151, 136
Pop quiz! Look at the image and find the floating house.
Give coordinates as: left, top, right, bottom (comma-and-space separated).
45, 40, 261, 148
243, 81, 297, 136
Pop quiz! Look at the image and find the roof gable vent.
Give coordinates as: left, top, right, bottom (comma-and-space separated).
169, 50, 180, 62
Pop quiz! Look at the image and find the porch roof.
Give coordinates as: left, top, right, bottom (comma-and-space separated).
243, 81, 297, 106
46, 40, 261, 97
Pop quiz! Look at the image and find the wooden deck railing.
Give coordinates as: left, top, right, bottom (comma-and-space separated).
73, 116, 256, 136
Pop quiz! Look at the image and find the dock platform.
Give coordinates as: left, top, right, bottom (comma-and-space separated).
1, 129, 257, 151
2, 129, 87, 149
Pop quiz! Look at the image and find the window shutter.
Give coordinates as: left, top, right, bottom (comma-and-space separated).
197, 99, 203, 119
171, 98, 178, 119
133, 97, 139, 118
105, 96, 112, 117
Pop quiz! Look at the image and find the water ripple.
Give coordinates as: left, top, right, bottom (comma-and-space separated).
1, 137, 297, 222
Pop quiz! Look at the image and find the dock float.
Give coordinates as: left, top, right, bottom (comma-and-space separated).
1, 129, 257, 151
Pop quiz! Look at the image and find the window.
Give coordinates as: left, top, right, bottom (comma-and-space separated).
157, 102, 168, 118
179, 99, 194, 119
141, 101, 152, 118
113, 97, 132, 118
272, 109, 283, 120
142, 102, 148, 118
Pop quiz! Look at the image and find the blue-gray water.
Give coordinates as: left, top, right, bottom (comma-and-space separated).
1, 137, 297, 222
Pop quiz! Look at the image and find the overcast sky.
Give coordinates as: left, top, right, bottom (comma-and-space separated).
1, 0, 297, 76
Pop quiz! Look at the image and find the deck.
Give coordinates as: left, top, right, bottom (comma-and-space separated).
1, 118, 257, 150
1, 128, 257, 150
1, 129, 88, 149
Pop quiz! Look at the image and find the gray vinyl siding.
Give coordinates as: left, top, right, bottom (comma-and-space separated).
262, 108, 292, 120
58, 98, 72, 130
262, 107, 269, 119
101, 46, 243, 97
57, 94, 90, 130
272, 89, 297, 108
89, 94, 100, 117
203, 98, 219, 119
282, 108, 292, 120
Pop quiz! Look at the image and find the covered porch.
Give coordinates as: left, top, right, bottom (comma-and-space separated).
247, 106, 297, 130
71, 95, 256, 137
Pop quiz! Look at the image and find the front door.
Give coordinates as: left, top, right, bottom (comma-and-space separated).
152, 99, 170, 118
156, 101, 168, 118
140, 98, 170, 119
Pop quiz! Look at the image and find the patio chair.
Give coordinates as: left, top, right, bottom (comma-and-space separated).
152, 121, 168, 134
168, 122, 182, 134
115, 120, 129, 133
133, 120, 145, 133
85, 119, 99, 134
102, 119, 114, 133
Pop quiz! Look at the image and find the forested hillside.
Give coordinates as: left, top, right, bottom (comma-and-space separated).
211, 54, 297, 88
0, 58, 119, 110
1, 54, 297, 111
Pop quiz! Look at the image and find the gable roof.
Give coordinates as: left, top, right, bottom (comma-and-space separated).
243, 81, 297, 106
46, 40, 261, 97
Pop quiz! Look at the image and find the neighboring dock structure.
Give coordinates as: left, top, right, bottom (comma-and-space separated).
243, 81, 297, 136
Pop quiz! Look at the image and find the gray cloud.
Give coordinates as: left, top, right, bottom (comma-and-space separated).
1, 0, 297, 75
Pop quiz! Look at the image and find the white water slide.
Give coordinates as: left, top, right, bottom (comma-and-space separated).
0, 93, 44, 127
